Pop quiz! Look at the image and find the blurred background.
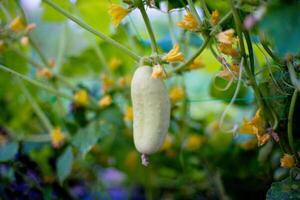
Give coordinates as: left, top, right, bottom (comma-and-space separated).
0, 0, 296, 199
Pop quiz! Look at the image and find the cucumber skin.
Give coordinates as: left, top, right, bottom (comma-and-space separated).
131, 66, 171, 155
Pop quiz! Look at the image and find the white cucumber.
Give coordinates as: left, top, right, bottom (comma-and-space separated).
131, 66, 170, 165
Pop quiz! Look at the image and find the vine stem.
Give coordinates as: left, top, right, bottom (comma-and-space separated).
288, 89, 300, 163
16, 78, 53, 132
42, 0, 141, 61
169, 37, 211, 74
0, 64, 73, 100
230, 1, 273, 124
287, 62, 300, 90
137, 0, 159, 55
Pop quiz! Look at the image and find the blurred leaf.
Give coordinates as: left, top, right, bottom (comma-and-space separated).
76, 0, 111, 35
72, 122, 101, 157
0, 142, 18, 162
42, 0, 72, 21
259, 4, 300, 56
56, 146, 73, 184
266, 178, 300, 199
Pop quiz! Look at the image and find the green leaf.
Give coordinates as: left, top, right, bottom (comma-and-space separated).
42, 0, 72, 21
76, 0, 111, 35
56, 146, 73, 184
72, 122, 101, 157
259, 4, 300, 57
0, 142, 19, 162
266, 178, 300, 199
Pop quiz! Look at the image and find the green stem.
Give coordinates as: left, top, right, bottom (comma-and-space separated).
200, 0, 211, 17
288, 90, 300, 162
13, 47, 77, 90
0, 64, 73, 100
170, 37, 211, 73
137, 0, 159, 55
261, 42, 282, 64
16, 78, 53, 132
243, 30, 254, 73
42, 0, 141, 61
29, 37, 49, 66
187, 0, 202, 25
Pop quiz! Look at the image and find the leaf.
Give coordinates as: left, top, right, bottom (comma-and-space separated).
42, 0, 72, 21
56, 146, 73, 184
72, 122, 101, 157
0, 142, 19, 162
76, 0, 111, 35
259, 3, 300, 57
266, 178, 300, 200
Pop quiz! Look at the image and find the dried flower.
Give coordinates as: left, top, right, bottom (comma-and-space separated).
218, 43, 239, 57
211, 10, 220, 25
73, 90, 89, 107
151, 64, 166, 79
20, 36, 29, 46
163, 44, 184, 63
217, 29, 237, 45
280, 154, 296, 168
36, 68, 53, 79
98, 95, 112, 108
50, 128, 65, 148
240, 108, 270, 146
177, 11, 199, 32
26, 23, 37, 32
218, 64, 240, 81
108, 4, 131, 27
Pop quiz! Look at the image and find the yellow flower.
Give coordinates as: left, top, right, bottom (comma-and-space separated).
211, 10, 220, 25
163, 44, 184, 63
217, 29, 237, 45
118, 76, 131, 87
73, 90, 89, 107
160, 134, 173, 151
100, 74, 114, 92
169, 87, 185, 102
50, 128, 65, 148
151, 65, 166, 79
108, 57, 122, 71
36, 68, 53, 79
239, 108, 270, 146
9, 16, 26, 32
218, 43, 239, 57
185, 134, 205, 151
257, 133, 271, 146
218, 64, 240, 81
108, 4, 130, 27
98, 95, 112, 108
280, 154, 296, 168
124, 106, 133, 121
177, 11, 199, 32
188, 56, 204, 70
125, 151, 138, 170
